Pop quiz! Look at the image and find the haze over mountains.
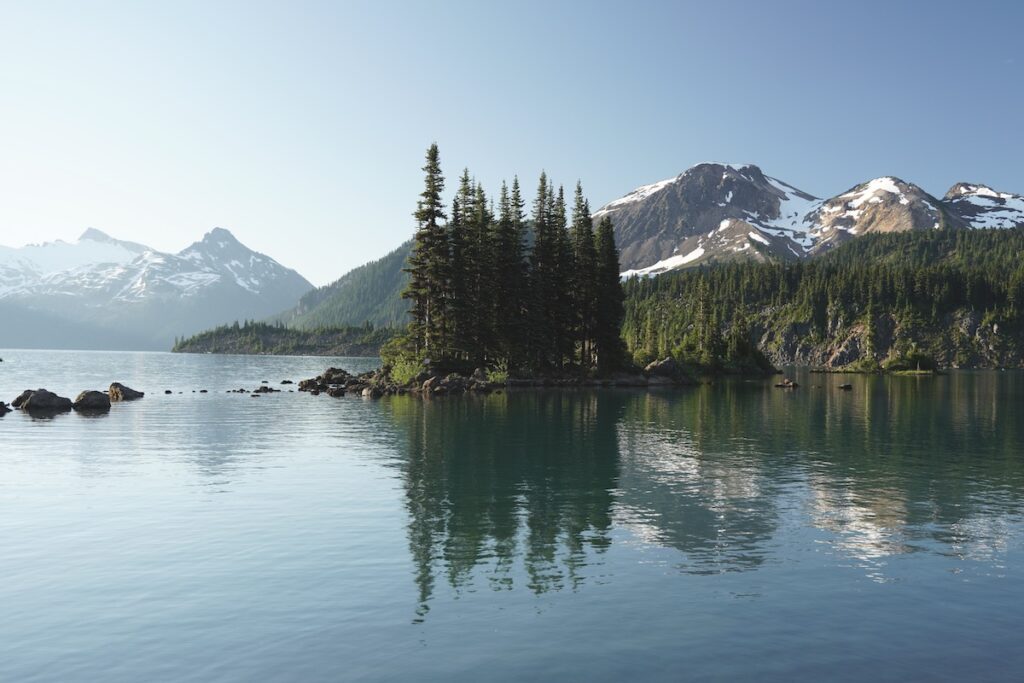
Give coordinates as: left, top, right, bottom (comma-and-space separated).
0, 228, 311, 350
5, 163, 1022, 352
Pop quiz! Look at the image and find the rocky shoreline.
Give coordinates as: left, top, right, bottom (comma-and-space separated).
296, 357, 700, 399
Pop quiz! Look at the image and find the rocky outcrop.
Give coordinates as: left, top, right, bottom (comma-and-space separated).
754, 308, 1021, 370
73, 391, 111, 413
12, 388, 73, 414
109, 382, 145, 401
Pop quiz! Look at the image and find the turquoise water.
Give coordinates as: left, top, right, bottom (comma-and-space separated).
1, 350, 1023, 681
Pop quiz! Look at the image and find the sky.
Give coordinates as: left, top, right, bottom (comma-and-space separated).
1, 0, 1022, 285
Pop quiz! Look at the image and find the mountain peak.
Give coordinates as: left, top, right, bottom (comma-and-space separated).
79, 227, 114, 243
944, 182, 1019, 201
201, 227, 240, 244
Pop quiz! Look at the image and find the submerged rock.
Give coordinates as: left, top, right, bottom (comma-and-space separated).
73, 391, 111, 413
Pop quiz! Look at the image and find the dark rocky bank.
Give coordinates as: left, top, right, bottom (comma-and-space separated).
296, 357, 698, 400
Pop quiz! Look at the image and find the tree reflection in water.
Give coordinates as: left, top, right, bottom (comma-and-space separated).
381, 372, 1024, 618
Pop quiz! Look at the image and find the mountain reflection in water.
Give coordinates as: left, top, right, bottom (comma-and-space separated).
380, 372, 1024, 614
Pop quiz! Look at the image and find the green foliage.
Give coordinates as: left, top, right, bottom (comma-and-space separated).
623, 228, 1024, 370
394, 145, 628, 378
380, 335, 424, 385
173, 320, 396, 356
277, 242, 412, 330
882, 352, 938, 373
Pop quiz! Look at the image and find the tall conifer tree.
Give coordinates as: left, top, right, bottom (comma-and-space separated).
594, 215, 626, 374
402, 143, 448, 356
570, 181, 598, 369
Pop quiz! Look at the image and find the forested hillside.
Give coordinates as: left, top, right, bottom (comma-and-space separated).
274, 241, 413, 330
173, 321, 395, 356
624, 228, 1024, 369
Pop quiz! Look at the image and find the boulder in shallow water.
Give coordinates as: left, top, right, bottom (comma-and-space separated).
0, 401, 11, 415
109, 382, 145, 401
16, 389, 73, 414
11, 390, 33, 408
73, 391, 111, 413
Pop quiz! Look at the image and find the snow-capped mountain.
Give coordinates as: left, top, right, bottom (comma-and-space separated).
0, 228, 312, 350
943, 183, 1024, 229
601, 163, 1023, 276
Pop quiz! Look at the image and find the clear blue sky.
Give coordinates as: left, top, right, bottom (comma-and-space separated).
1, 0, 1021, 285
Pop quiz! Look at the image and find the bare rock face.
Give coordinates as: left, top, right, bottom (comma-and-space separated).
596, 163, 820, 273
13, 388, 73, 414
73, 390, 111, 413
109, 382, 145, 401
805, 177, 963, 254
602, 165, 1021, 278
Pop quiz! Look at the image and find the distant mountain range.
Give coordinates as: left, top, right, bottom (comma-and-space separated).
600, 163, 1024, 276
0, 227, 312, 350
8, 163, 1021, 352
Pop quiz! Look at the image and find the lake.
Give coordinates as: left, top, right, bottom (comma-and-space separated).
1, 350, 1023, 682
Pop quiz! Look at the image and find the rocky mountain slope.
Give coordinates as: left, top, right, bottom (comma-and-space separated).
0, 228, 312, 350
604, 163, 1024, 276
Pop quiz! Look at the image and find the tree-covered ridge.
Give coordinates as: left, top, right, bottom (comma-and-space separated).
387, 144, 627, 379
173, 320, 396, 356
273, 241, 413, 330
624, 228, 1024, 369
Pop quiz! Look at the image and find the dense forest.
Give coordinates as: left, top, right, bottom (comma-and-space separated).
384, 144, 628, 381
624, 228, 1024, 369
173, 321, 395, 356
274, 241, 413, 330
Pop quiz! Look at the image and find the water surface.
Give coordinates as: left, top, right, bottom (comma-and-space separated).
1, 351, 1023, 681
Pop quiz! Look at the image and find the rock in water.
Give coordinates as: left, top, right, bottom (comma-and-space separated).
11, 390, 34, 408
0, 401, 11, 415
73, 391, 112, 413
109, 382, 145, 401
16, 389, 73, 414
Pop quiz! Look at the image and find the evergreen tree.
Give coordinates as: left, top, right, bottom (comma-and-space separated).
402, 143, 448, 356
528, 172, 557, 372
550, 184, 574, 368
448, 169, 475, 360
570, 181, 598, 370
593, 215, 626, 374
493, 178, 529, 371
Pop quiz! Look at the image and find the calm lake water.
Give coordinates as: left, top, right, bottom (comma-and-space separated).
1, 350, 1023, 682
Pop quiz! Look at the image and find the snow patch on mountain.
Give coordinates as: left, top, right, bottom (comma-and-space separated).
944, 183, 1024, 229
0, 231, 142, 278
621, 247, 705, 278
594, 176, 677, 216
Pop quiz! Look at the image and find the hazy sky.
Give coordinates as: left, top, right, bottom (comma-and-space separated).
2, 0, 1021, 285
